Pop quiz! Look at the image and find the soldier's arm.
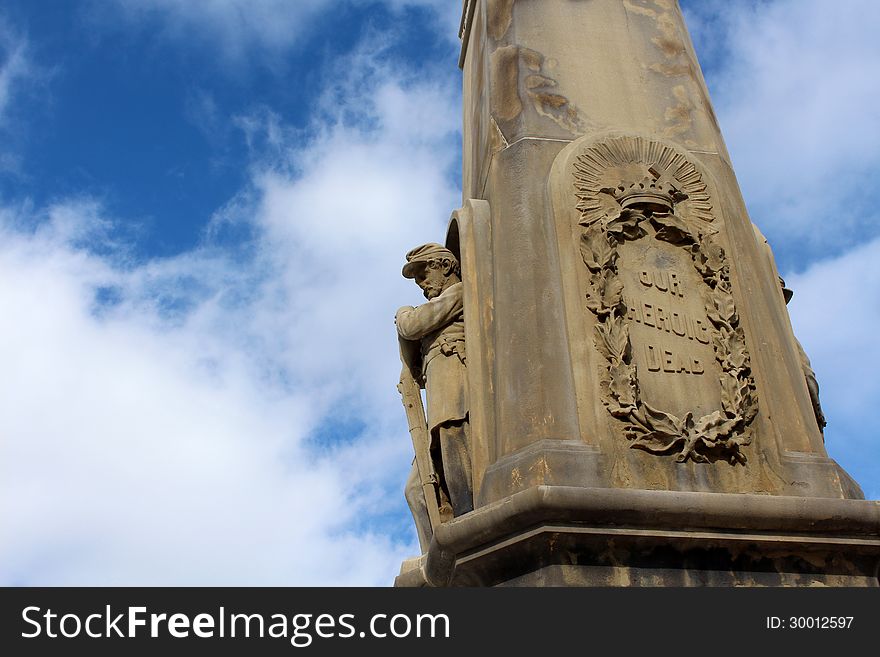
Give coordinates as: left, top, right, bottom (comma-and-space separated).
395, 282, 464, 340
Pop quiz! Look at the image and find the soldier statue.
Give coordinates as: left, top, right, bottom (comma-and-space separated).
779, 278, 827, 435
753, 223, 827, 436
396, 243, 473, 552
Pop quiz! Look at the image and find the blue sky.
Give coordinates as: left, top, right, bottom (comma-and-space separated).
0, 0, 877, 585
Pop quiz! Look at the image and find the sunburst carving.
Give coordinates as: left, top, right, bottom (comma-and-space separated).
573, 135, 714, 226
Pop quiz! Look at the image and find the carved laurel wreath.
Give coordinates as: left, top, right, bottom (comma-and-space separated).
574, 138, 758, 464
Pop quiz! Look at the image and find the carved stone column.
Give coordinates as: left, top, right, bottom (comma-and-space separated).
397, 0, 880, 587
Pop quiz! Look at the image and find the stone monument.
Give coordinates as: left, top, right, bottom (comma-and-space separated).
395, 0, 880, 586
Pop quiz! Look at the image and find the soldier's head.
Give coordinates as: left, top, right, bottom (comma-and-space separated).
778, 276, 793, 305
403, 243, 461, 299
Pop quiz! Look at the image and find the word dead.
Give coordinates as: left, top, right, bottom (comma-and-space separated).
644, 344, 704, 375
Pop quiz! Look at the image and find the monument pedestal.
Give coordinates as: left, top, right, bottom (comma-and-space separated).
396, 486, 880, 587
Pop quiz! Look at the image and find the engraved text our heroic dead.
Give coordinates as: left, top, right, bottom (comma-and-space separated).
624, 267, 709, 376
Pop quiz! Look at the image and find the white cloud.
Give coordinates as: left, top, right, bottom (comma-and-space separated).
691, 0, 880, 262
0, 43, 459, 584
232, 41, 461, 401
785, 237, 880, 500
0, 201, 409, 585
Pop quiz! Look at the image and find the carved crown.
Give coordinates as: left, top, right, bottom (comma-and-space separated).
603, 172, 688, 212
574, 136, 714, 225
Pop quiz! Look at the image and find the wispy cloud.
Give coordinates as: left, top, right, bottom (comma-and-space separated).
0, 19, 30, 124
687, 0, 880, 267
0, 41, 459, 585
102, 0, 462, 64
106, 0, 334, 60
0, 18, 35, 173
785, 236, 880, 500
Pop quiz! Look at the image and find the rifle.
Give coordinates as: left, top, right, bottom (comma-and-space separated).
397, 337, 450, 533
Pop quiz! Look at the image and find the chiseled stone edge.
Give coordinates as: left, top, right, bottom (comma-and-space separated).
397, 485, 880, 586
458, 0, 478, 69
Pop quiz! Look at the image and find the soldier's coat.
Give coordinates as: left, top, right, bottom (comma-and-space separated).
396, 282, 468, 433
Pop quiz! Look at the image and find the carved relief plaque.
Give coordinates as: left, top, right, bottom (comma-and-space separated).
573, 136, 757, 464
618, 234, 721, 421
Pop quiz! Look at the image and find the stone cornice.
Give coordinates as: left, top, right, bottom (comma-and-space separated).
398, 485, 880, 586
458, 0, 477, 69
459, 0, 471, 39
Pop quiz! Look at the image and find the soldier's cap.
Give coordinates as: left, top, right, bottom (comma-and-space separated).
402, 243, 457, 279
779, 276, 794, 304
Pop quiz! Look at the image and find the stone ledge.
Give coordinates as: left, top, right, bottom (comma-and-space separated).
395, 486, 880, 587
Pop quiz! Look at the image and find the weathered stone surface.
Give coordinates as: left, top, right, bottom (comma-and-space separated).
457, 0, 862, 505
395, 0, 878, 587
